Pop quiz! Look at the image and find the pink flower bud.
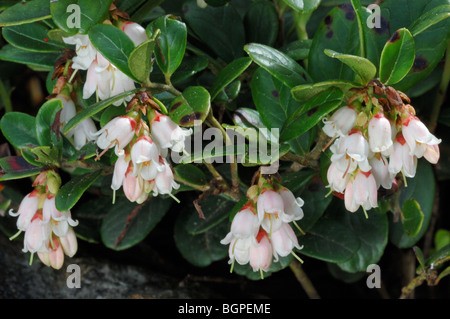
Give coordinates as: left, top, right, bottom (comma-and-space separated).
249, 231, 273, 272
59, 227, 78, 258
271, 223, 302, 258
150, 114, 192, 152
93, 116, 137, 156
230, 205, 259, 239
38, 238, 64, 270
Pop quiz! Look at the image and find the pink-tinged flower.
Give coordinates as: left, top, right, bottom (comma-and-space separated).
326, 162, 350, 193
249, 231, 273, 273
72, 117, 98, 150
344, 170, 378, 213
402, 116, 441, 157
131, 136, 164, 181
59, 227, 78, 258
9, 191, 39, 231
111, 154, 130, 191
121, 22, 148, 46
278, 188, 304, 223
369, 154, 394, 190
368, 113, 393, 153
256, 189, 285, 234
153, 159, 180, 196
37, 237, 64, 270
150, 114, 192, 153
388, 133, 417, 178
62, 34, 97, 70
229, 204, 259, 239
23, 215, 51, 254
92, 116, 137, 156
271, 223, 302, 259
330, 130, 371, 175
424, 144, 440, 164
122, 165, 147, 203
42, 196, 78, 238
322, 106, 358, 138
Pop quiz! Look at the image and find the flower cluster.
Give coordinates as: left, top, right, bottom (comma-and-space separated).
63, 22, 148, 106
95, 109, 192, 203
323, 84, 441, 215
221, 176, 304, 278
9, 171, 78, 269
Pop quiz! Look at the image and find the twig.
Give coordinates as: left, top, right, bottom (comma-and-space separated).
289, 260, 320, 299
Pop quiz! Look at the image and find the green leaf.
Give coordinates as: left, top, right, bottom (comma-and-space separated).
337, 209, 389, 273
291, 80, 356, 102
324, 49, 377, 85
171, 56, 209, 84
128, 38, 156, 83
298, 218, 360, 263
174, 201, 229, 267
0, 156, 41, 181
129, 0, 164, 23
409, 4, 450, 37
173, 164, 207, 187
24, 146, 60, 165
413, 246, 426, 267
281, 87, 344, 142
389, 160, 435, 248
0, 0, 51, 27
281, 169, 316, 194
63, 88, 140, 134
308, 5, 362, 82
147, 14, 187, 77
55, 170, 102, 211
401, 199, 424, 238
435, 229, 450, 251
379, 28, 415, 85
2, 23, 65, 53
88, 24, 137, 81
282, 0, 322, 12
250, 67, 302, 131
183, 0, 245, 63
281, 39, 312, 61
244, 0, 278, 47
0, 112, 39, 149
426, 244, 450, 268
35, 98, 63, 148
50, 0, 113, 35
101, 196, 172, 251
210, 57, 252, 101
244, 43, 311, 88
168, 86, 211, 127
0, 44, 61, 71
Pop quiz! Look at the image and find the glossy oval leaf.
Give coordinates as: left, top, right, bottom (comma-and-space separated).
183, 1, 245, 63
245, 43, 312, 88
50, 0, 113, 35
0, 44, 61, 71
55, 170, 102, 211
173, 164, 207, 187
379, 28, 415, 85
128, 38, 155, 83
281, 87, 344, 142
244, 0, 278, 47
0, 156, 41, 182
401, 199, 424, 238
147, 14, 187, 77
324, 49, 377, 85
0, 0, 51, 27
2, 23, 65, 53
210, 57, 252, 101
35, 98, 63, 147
291, 79, 356, 102
168, 86, 211, 127
0, 112, 39, 149
88, 24, 137, 81
409, 4, 450, 37
101, 196, 172, 251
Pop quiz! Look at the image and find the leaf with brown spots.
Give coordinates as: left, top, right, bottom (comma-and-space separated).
379, 28, 415, 85
168, 86, 211, 127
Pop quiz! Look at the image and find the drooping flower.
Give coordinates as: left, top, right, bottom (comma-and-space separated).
330, 130, 371, 175
388, 133, 417, 178
9, 191, 40, 232
121, 22, 148, 46
402, 116, 441, 158
153, 158, 180, 196
271, 223, 302, 259
369, 154, 394, 190
42, 196, 78, 238
344, 170, 378, 213
131, 136, 164, 181
326, 161, 350, 194
72, 117, 98, 150
92, 116, 137, 157
249, 231, 273, 273
150, 113, 192, 153
322, 106, 358, 138
278, 188, 304, 223
62, 34, 97, 70
368, 113, 393, 154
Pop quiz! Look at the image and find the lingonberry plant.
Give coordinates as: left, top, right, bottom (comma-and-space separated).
0, 0, 449, 298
